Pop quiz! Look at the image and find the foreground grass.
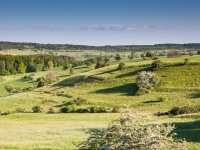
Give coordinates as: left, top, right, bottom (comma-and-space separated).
0, 113, 199, 149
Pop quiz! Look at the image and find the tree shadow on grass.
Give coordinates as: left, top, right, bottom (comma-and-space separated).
52, 75, 85, 88
171, 120, 200, 142
188, 93, 200, 99
143, 100, 160, 103
92, 83, 138, 96
116, 67, 152, 79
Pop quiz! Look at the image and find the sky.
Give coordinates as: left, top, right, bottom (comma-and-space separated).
0, 0, 200, 46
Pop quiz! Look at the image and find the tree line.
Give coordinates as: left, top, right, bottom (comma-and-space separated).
0, 54, 74, 76
1, 41, 200, 52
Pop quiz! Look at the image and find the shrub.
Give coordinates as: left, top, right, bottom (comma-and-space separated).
184, 58, 189, 65
167, 51, 180, 58
146, 51, 155, 58
62, 64, 69, 70
70, 68, 74, 74
159, 53, 165, 56
5, 84, 15, 95
15, 107, 24, 113
60, 105, 77, 113
189, 52, 194, 56
22, 75, 34, 80
78, 112, 187, 150
152, 60, 164, 70
95, 62, 102, 69
118, 62, 126, 70
48, 108, 55, 113
152, 57, 158, 60
32, 106, 43, 113
197, 50, 200, 55
169, 105, 200, 115
76, 108, 90, 113
135, 88, 150, 96
46, 71, 57, 81
90, 107, 107, 113
158, 96, 168, 102
115, 54, 121, 61
0, 77, 6, 82
136, 71, 159, 89
112, 105, 123, 113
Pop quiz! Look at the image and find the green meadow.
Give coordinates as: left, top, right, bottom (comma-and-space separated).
0, 54, 200, 149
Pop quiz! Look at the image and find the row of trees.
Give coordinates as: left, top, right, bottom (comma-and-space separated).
1, 41, 200, 52
0, 54, 74, 76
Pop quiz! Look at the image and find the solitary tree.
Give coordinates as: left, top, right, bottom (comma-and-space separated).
115, 54, 121, 61
5, 84, 15, 95
130, 52, 135, 59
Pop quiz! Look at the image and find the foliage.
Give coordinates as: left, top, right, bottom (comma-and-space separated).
22, 75, 34, 80
62, 64, 69, 70
169, 105, 200, 115
115, 54, 121, 61
141, 53, 145, 58
70, 68, 74, 74
5, 84, 15, 95
184, 58, 189, 65
118, 62, 126, 70
189, 52, 194, 56
158, 96, 168, 102
90, 107, 107, 113
0, 76, 6, 82
152, 57, 158, 60
32, 106, 43, 113
197, 50, 200, 55
46, 71, 57, 81
78, 112, 187, 150
15, 107, 24, 113
60, 105, 77, 113
136, 88, 150, 96
130, 52, 135, 59
167, 51, 181, 58
159, 53, 165, 56
47, 61, 54, 70
48, 108, 55, 113
18, 62, 26, 74
152, 60, 164, 70
97, 56, 103, 62
146, 51, 155, 58
136, 71, 159, 89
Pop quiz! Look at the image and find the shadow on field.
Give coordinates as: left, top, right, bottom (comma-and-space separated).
172, 120, 200, 142
53, 75, 85, 87
143, 100, 160, 103
96, 69, 118, 75
116, 67, 151, 79
188, 93, 200, 99
59, 74, 70, 78
92, 83, 138, 96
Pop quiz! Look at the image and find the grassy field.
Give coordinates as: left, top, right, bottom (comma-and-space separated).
1, 55, 200, 149
0, 113, 199, 149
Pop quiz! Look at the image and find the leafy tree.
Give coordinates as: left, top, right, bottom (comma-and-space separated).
18, 62, 26, 74
47, 61, 54, 70
115, 54, 121, 61
46, 71, 57, 81
118, 62, 126, 70
96, 56, 103, 62
79, 111, 187, 150
197, 50, 200, 55
104, 57, 110, 63
136, 71, 159, 89
5, 84, 15, 95
130, 52, 135, 59
152, 60, 164, 70
146, 51, 155, 58
189, 52, 194, 56
141, 53, 145, 58
167, 51, 180, 58
95, 62, 102, 69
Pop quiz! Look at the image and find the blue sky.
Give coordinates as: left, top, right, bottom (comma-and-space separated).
0, 0, 200, 46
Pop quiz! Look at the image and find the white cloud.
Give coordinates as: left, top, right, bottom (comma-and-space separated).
82, 24, 169, 31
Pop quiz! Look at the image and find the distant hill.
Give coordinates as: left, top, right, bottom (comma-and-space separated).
0, 41, 200, 52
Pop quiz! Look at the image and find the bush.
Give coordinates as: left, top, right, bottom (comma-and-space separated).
169, 105, 200, 115
60, 105, 77, 113
62, 64, 69, 70
32, 106, 43, 113
184, 58, 189, 65
76, 108, 90, 113
90, 107, 107, 113
22, 75, 34, 80
70, 68, 74, 74
146, 51, 155, 58
5, 84, 15, 95
167, 51, 180, 58
95, 62, 102, 69
15, 107, 24, 113
152, 60, 164, 70
115, 54, 121, 61
118, 62, 126, 70
46, 71, 57, 81
112, 105, 123, 113
48, 108, 55, 113
189, 52, 194, 56
78, 112, 187, 149
136, 71, 159, 89
135, 88, 150, 96
0, 77, 6, 82
158, 96, 168, 102
152, 57, 158, 60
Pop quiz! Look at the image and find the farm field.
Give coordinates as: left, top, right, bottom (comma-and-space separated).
0, 55, 200, 149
